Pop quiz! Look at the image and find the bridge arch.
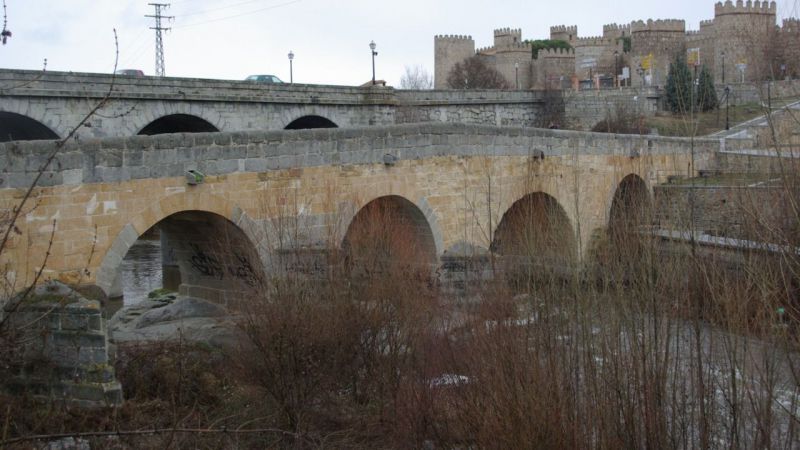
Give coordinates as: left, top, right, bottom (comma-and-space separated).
284, 115, 338, 130
608, 173, 652, 232
0, 111, 60, 142
598, 173, 653, 269
138, 113, 220, 135
96, 193, 264, 304
341, 195, 439, 274
491, 192, 578, 278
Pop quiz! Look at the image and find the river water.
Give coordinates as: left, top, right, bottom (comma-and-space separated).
119, 236, 163, 306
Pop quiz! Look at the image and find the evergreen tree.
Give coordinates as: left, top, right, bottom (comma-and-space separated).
696, 65, 718, 112
665, 53, 692, 114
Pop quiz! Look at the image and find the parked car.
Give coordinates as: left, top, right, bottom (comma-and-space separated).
115, 69, 144, 77
245, 74, 283, 83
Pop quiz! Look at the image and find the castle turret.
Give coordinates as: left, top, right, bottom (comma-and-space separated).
434, 34, 475, 89
630, 19, 686, 86
494, 28, 523, 48
550, 25, 577, 45
712, 0, 777, 82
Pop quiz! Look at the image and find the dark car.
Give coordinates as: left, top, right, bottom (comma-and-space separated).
245, 74, 283, 83
115, 69, 145, 77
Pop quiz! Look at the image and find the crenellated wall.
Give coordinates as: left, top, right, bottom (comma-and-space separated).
434, 35, 476, 89
434, 1, 796, 90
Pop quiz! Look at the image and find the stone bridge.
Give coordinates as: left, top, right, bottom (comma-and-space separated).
0, 123, 719, 303
0, 69, 551, 141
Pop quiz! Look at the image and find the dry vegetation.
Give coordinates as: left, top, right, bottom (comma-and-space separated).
3, 78, 800, 450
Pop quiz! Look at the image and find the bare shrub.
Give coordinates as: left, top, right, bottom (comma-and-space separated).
446, 56, 510, 90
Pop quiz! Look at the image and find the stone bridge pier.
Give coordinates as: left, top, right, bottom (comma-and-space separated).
0, 124, 719, 304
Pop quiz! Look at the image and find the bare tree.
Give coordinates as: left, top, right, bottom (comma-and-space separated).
399, 65, 433, 90
1, 0, 11, 45
446, 56, 509, 90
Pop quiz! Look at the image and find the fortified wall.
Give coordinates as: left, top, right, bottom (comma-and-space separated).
434, 1, 797, 89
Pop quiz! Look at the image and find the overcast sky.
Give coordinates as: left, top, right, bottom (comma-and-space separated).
2, 0, 798, 86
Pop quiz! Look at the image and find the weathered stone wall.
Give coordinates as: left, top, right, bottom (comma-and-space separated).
562, 87, 660, 130
3, 282, 122, 407
532, 49, 575, 90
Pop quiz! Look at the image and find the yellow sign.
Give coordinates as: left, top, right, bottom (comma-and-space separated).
687, 48, 701, 66
641, 53, 653, 70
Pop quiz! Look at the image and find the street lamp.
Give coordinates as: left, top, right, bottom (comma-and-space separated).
369, 40, 378, 85
288, 50, 294, 84
515, 62, 519, 89
614, 50, 619, 88
721, 50, 725, 84
724, 85, 730, 130
636, 65, 644, 87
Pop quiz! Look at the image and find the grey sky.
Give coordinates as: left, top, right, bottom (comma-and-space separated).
2, 0, 798, 86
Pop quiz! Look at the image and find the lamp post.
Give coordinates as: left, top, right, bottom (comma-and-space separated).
636, 65, 644, 87
515, 62, 519, 89
288, 50, 294, 84
724, 85, 730, 130
614, 50, 619, 88
721, 50, 725, 84
370, 40, 378, 85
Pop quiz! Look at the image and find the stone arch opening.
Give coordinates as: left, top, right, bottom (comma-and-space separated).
0, 112, 60, 142
605, 174, 653, 270
491, 192, 576, 281
138, 114, 219, 135
284, 115, 338, 130
112, 211, 263, 307
342, 196, 437, 277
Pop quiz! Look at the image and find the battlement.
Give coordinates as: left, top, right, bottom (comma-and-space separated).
435, 34, 474, 41
714, 0, 777, 16
782, 18, 800, 31
476, 46, 495, 54
537, 48, 575, 58
603, 23, 632, 36
630, 19, 686, 33
497, 42, 533, 52
699, 19, 714, 28
574, 36, 613, 46
494, 27, 522, 37
550, 25, 578, 35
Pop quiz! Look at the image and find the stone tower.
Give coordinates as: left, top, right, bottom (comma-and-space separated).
630, 19, 686, 86
434, 35, 476, 89
713, 0, 777, 83
550, 25, 578, 45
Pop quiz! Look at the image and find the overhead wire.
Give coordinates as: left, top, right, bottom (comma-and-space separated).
173, 0, 281, 18
172, 0, 302, 29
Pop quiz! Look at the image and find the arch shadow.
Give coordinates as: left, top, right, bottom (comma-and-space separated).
138, 114, 220, 135
0, 112, 60, 142
491, 192, 577, 283
341, 195, 438, 276
284, 115, 338, 130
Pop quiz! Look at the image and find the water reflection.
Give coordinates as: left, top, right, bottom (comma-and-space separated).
120, 237, 163, 306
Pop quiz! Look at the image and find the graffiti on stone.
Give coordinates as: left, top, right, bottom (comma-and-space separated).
228, 253, 262, 287
189, 243, 224, 280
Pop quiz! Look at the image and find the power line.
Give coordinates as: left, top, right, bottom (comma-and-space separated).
173, 0, 301, 29
175, 0, 279, 18
146, 3, 173, 77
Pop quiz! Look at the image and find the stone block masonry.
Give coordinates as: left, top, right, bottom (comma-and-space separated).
0, 122, 720, 303
3, 281, 123, 407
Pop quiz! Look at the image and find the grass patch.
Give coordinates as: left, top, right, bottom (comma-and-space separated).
645, 102, 764, 137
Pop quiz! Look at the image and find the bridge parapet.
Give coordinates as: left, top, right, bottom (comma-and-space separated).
0, 123, 720, 190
